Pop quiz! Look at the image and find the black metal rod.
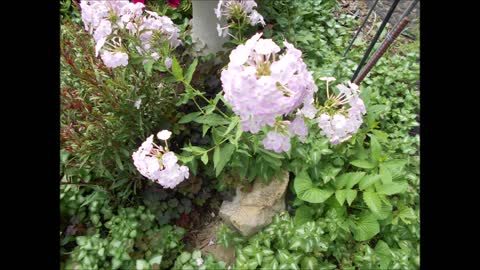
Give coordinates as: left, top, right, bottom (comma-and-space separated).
343, 0, 380, 57
353, 0, 419, 85
351, 0, 401, 82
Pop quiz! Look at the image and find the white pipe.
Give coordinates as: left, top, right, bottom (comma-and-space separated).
191, 0, 227, 55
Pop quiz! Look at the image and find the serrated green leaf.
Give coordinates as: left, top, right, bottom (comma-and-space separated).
369, 134, 382, 162
346, 189, 358, 206
363, 191, 382, 213
350, 159, 376, 169
335, 172, 366, 189
352, 213, 380, 241
184, 58, 198, 84
178, 112, 201, 124
375, 240, 392, 269
335, 190, 347, 206
376, 181, 407, 195
382, 159, 407, 178
393, 206, 416, 224
299, 188, 334, 203
215, 144, 235, 177
379, 164, 392, 184
359, 174, 381, 190
171, 56, 183, 81
372, 130, 388, 142
294, 171, 334, 203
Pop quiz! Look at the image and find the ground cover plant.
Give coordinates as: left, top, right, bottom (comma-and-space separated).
60, 0, 419, 269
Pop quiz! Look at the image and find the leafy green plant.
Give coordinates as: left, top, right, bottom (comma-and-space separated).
64, 206, 185, 270
173, 250, 227, 270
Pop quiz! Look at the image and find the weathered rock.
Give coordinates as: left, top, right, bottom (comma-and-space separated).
194, 219, 235, 265
219, 171, 289, 237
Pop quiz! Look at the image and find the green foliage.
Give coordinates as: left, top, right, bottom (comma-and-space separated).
172, 250, 227, 270
63, 206, 185, 270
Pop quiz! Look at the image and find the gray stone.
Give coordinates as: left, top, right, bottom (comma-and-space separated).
219, 171, 289, 237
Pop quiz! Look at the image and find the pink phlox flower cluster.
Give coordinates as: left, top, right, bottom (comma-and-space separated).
262, 131, 291, 153
80, 0, 181, 68
316, 82, 366, 145
221, 33, 317, 134
288, 117, 308, 143
214, 0, 265, 37
138, 10, 182, 54
132, 132, 189, 189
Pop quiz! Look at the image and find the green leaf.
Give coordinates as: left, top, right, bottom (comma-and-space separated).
178, 252, 191, 264
363, 191, 382, 213
335, 190, 347, 206
294, 205, 314, 226
149, 255, 162, 266
192, 250, 202, 259
382, 159, 407, 178
110, 178, 129, 190
178, 112, 201, 124
294, 171, 333, 203
182, 146, 206, 154
136, 260, 149, 270
369, 134, 382, 162
301, 257, 318, 270
194, 113, 230, 126
143, 59, 154, 77
359, 174, 381, 190
375, 241, 392, 269
214, 144, 235, 177
171, 56, 183, 81
394, 206, 416, 224
376, 181, 407, 195
213, 146, 220, 169
60, 149, 70, 164
346, 190, 358, 206
114, 152, 124, 171
379, 164, 392, 184
350, 159, 376, 169
352, 213, 380, 241
335, 172, 365, 189
372, 130, 388, 142
184, 58, 198, 84
223, 116, 239, 136
201, 152, 208, 165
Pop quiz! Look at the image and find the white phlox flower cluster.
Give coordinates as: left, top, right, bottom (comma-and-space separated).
80, 0, 181, 68
316, 80, 367, 145
214, 0, 265, 37
132, 130, 189, 189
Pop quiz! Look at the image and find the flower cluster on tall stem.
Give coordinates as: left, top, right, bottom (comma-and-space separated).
214, 0, 265, 39
220, 32, 317, 152
132, 130, 189, 189
79, 0, 181, 68
315, 78, 367, 144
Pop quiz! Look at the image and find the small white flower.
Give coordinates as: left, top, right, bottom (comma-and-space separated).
196, 258, 203, 266
165, 57, 172, 69
208, 239, 215, 246
157, 130, 172, 140
134, 99, 142, 109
